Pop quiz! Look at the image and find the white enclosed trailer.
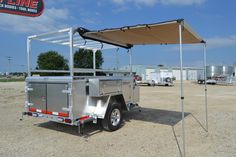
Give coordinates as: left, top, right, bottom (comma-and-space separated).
150, 71, 173, 86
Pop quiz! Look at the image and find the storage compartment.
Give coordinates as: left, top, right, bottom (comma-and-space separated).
88, 78, 122, 96
28, 82, 69, 116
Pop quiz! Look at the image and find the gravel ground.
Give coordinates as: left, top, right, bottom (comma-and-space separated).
0, 81, 235, 157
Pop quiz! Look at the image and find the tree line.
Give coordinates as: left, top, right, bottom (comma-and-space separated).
36, 49, 103, 76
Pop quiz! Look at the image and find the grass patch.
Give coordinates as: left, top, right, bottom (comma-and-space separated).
0, 77, 25, 82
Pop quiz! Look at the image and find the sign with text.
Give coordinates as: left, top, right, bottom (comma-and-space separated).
0, 0, 44, 17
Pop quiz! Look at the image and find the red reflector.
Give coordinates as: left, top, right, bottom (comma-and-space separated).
47, 111, 53, 115
65, 119, 72, 123
79, 116, 90, 121
29, 108, 36, 112
59, 112, 69, 117
42, 110, 47, 114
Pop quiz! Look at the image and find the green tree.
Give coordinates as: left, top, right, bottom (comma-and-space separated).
74, 49, 104, 69
36, 51, 68, 76
37, 51, 68, 70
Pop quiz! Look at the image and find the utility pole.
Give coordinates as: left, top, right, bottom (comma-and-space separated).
6, 56, 13, 75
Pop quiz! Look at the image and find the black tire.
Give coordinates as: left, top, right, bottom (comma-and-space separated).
102, 103, 123, 131
165, 77, 171, 82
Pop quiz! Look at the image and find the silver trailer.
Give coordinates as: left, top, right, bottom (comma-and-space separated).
21, 20, 208, 156
23, 28, 140, 133
206, 65, 223, 78
198, 65, 235, 84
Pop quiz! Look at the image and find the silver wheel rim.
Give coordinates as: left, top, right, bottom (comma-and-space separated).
110, 108, 121, 127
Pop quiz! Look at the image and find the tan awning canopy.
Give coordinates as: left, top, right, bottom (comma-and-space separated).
77, 19, 205, 49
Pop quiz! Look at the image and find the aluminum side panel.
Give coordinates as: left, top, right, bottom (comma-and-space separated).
133, 86, 140, 103
28, 83, 46, 110
72, 80, 87, 119
122, 81, 131, 103
47, 83, 68, 113
99, 80, 122, 95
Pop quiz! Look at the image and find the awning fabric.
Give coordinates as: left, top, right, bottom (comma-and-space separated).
77, 19, 205, 49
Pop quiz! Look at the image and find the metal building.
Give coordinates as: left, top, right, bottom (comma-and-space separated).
120, 65, 201, 81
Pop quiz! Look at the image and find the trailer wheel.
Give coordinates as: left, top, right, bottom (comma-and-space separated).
165, 77, 171, 82
102, 103, 123, 131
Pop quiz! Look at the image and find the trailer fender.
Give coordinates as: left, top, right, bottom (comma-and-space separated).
94, 94, 127, 119
110, 94, 127, 111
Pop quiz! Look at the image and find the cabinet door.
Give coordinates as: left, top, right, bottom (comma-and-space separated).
28, 83, 46, 111
47, 83, 69, 115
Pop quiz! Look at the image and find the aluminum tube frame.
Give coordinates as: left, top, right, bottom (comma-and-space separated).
27, 38, 31, 76
69, 28, 74, 77
28, 28, 70, 39
203, 44, 208, 132
26, 27, 119, 77
179, 23, 185, 157
31, 70, 70, 73
73, 68, 130, 74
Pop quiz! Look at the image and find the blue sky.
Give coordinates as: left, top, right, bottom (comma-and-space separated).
0, 0, 236, 72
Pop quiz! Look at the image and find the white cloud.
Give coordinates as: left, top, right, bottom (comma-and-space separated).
160, 0, 205, 6
165, 34, 236, 53
111, 0, 205, 6
185, 35, 236, 50
112, 0, 157, 6
0, 8, 70, 33
112, 0, 125, 5
207, 35, 236, 49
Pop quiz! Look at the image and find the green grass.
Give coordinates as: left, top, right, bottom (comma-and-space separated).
0, 77, 25, 82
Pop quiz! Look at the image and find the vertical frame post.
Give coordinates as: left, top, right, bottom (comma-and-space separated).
69, 28, 74, 77
27, 37, 31, 77
93, 49, 96, 76
179, 23, 186, 157
203, 43, 208, 132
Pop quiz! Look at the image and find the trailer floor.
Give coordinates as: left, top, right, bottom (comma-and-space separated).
0, 81, 235, 157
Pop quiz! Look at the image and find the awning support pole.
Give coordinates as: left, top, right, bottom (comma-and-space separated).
116, 48, 119, 70
27, 38, 31, 77
179, 23, 185, 157
203, 43, 208, 132
69, 28, 74, 77
128, 49, 132, 76
93, 50, 96, 76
